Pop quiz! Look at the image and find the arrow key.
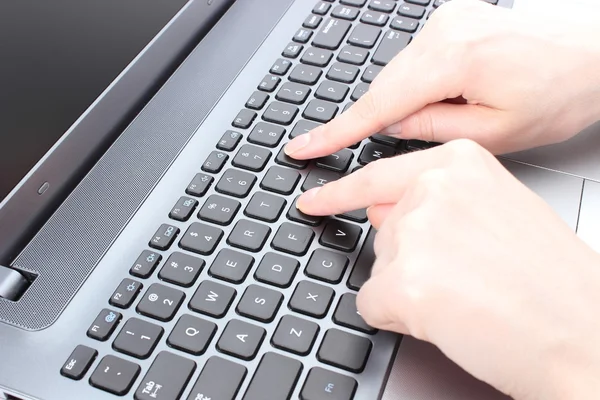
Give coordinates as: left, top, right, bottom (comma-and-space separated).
320, 220, 363, 252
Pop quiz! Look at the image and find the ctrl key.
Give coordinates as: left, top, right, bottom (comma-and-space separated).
60, 345, 97, 380
186, 356, 247, 400
300, 367, 357, 400
89, 355, 140, 396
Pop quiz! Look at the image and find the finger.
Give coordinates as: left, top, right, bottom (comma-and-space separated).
357, 271, 409, 334
367, 204, 396, 230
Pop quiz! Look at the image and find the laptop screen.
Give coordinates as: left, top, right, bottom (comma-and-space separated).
0, 0, 189, 203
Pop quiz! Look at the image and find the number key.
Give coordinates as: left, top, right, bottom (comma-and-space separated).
198, 194, 240, 225
262, 101, 299, 126
216, 168, 257, 198
232, 144, 271, 172
158, 252, 205, 287
136, 283, 185, 322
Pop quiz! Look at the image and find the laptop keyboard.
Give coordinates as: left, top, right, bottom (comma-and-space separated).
59, 0, 497, 399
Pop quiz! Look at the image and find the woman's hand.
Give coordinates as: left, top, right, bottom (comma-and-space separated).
285, 0, 600, 158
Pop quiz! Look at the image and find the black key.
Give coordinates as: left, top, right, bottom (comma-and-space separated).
326, 62, 359, 83
149, 224, 179, 251
361, 10, 390, 26
167, 314, 217, 355
254, 252, 300, 288
302, 169, 341, 191
373, 30, 411, 65
313, 1, 332, 15
169, 196, 198, 222
341, 0, 367, 5
301, 47, 333, 67
186, 357, 247, 400
90, 355, 140, 396
272, 315, 319, 356
407, 0, 431, 4
348, 227, 375, 290
216, 168, 258, 197
331, 5, 360, 21
227, 219, 271, 252
276, 145, 309, 169
369, 0, 396, 12
270, 58, 292, 75
217, 130, 243, 151
317, 329, 372, 372
289, 64, 322, 85
258, 74, 281, 92
130, 250, 161, 279
294, 27, 314, 44
189, 280, 237, 318
113, 318, 164, 359
272, 222, 315, 256
303, 14, 323, 29
246, 91, 270, 110
358, 141, 395, 164
261, 166, 300, 195
201, 150, 229, 173
348, 24, 381, 49
362, 64, 383, 84
390, 15, 420, 32
320, 220, 362, 252
217, 319, 265, 360
342, 102, 354, 113
434, 0, 450, 6
198, 194, 241, 226
282, 42, 304, 58
263, 101, 299, 125
180, 222, 224, 255
290, 119, 321, 139
236, 284, 284, 323
88, 309, 122, 341
137, 284, 185, 322
301, 367, 357, 400
276, 82, 312, 105
287, 196, 324, 227
208, 248, 255, 284
159, 252, 204, 287
303, 99, 339, 123
289, 280, 334, 319
306, 249, 349, 284
315, 80, 350, 103
371, 132, 402, 147
232, 145, 271, 172
245, 192, 286, 222
351, 82, 370, 101
248, 122, 286, 147
333, 292, 376, 334
312, 18, 352, 50
109, 278, 143, 309
316, 148, 353, 172
242, 352, 303, 400
61, 345, 97, 380
406, 139, 439, 151
134, 351, 196, 400
232, 109, 257, 129
338, 45, 369, 65
186, 173, 214, 197
339, 207, 369, 223
397, 2, 425, 18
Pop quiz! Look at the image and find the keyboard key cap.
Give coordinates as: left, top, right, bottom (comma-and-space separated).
373, 30, 411, 65
232, 145, 271, 172
407, 0, 431, 4
361, 9, 390, 26
262, 101, 299, 125
320, 220, 362, 252
302, 169, 341, 191
149, 224, 179, 251
306, 249, 349, 284
198, 194, 241, 226
217, 130, 243, 151
88, 309, 122, 341
137, 284, 185, 322
303, 99, 339, 123
348, 227, 375, 290
186, 173, 214, 197
216, 168, 258, 197
248, 122, 286, 148
134, 351, 196, 400
290, 280, 334, 318
109, 278, 143, 309
370, 133, 402, 148
337, 45, 369, 65
390, 15, 420, 33
290, 119, 321, 139
315, 80, 350, 103
326, 62, 359, 83
331, 5, 360, 21
180, 223, 224, 255
254, 252, 300, 288
301, 47, 334, 67
361, 63, 382, 83
232, 109, 257, 129
217, 319, 265, 361
312, 18, 352, 50
246, 90, 270, 110
242, 352, 303, 400
339, 207, 369, 223
333, 292, 377, 334
287, 196, 324, 226
276, 145, 309, 169
282, 42, 304, 58
236, 284, 284, 323
313, 1, 332, 15
189, 280, 237, 318
158, 252, 205, 287
341, 0, 367, 6
351, 82, 370, 101
186, 357, 247, 400
369, 0, 396, 12
113, 318, 164, 359
61, 345, 97, 380
90, 355, 140, 396
276, 82, 312, 106
317, 328, 372, 372
293, 27, 314, 44
348, 24, 381, 49
169, 196, 198, 222
303, 14, 323, 29
244, 192, 286, 222
130, 250, 161, 279
270, 58, 293, 75
208, 248, 255, 284
289, 64, 322, 85
301, 367, 357, 400
201, 150, 229, 173
397, 2, 426, 18
316, 148, 353, 172
359, 141, 396, 164
167, 314, 217, 355
261, 166, 300, 195
227, 219, 271, 252
272, 222, 315, 256
271, 315, 319, 356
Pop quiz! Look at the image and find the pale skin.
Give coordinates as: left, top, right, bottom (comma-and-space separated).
284, 1, 600, 399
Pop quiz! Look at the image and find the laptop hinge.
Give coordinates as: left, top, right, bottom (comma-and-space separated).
0, 265, 29, 301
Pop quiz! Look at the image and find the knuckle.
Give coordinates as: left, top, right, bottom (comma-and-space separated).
412, 110, 437, 143
446, 138, 488, 161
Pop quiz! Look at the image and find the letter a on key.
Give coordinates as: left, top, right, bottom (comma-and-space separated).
237, 334, 248, 343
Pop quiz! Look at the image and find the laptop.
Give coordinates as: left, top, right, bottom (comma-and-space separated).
1, 0, 599, 399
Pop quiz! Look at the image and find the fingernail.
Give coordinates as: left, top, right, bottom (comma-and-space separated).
297, 187, 321, 211
285, 133, 311, 155
381, 122, 402, 137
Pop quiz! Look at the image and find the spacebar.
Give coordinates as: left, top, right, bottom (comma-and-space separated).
348, 227, 376, 290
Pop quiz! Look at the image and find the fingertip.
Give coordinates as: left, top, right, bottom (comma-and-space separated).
284, 133, 311, 157
296, 187, 322, 214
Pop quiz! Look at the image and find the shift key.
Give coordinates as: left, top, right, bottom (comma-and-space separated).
312, 18, 351, 50
372, 30, 412, 66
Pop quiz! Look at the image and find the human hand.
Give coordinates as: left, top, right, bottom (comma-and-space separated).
284, 0, 600, 158
297, 140, 600, 400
